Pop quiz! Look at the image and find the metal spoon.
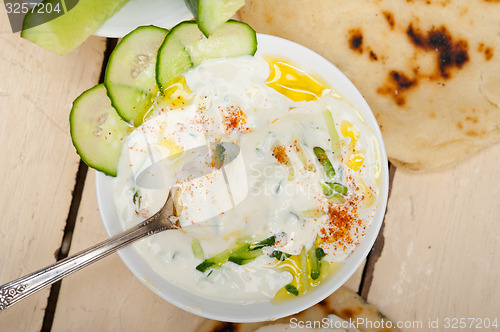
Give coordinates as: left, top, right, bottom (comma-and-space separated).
0, 187, 180, 311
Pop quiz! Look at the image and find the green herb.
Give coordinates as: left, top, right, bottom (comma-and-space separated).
270, 250, 291, 261
132, 189, 141, 206
285, 284, 299, 296
316, 248, 326, 259
249, 235, 275, 250
212, 142, 226, 169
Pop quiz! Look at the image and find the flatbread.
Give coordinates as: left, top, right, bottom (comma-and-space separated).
196, 286, 399, 332
239, 0, 500, 170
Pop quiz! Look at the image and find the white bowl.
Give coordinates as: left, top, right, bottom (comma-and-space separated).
96, 33, 389, 323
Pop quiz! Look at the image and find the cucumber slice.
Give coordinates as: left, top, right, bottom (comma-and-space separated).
184, 0, 245, 37
21, 0, 130, 55
156, 20, 257, 90
156, 27, 194, 93
70, 84, 131, 177
105, 25, 168, 126
105, 84, 156, 126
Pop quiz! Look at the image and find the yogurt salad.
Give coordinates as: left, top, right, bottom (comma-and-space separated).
111, 52, 384, 303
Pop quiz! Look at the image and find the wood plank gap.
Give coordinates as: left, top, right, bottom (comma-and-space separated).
41, 37, 118, 332
98, 38, 118, 84
40, 160, 88, 332
358, 163, 397, 299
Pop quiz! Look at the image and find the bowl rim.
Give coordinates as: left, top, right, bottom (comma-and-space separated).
95, 33, 389, 323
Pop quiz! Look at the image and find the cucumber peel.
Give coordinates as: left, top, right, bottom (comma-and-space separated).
70, 84, 131, 176
184, 0, 245, 37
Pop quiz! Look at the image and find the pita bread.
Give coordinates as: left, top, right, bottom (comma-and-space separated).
239, 0, 500, 170
196, 286, 399, 332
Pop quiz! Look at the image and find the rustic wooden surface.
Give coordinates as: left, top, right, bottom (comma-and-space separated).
0, 12, 106, 332
368, 143, 500, 331
1, 11, 499, 332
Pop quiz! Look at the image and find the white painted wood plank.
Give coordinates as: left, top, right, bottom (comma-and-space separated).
0, 12, 106, 328
368, 143, 500, 331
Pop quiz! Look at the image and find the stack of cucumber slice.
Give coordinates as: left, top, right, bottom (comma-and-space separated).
70, 1, 255, 176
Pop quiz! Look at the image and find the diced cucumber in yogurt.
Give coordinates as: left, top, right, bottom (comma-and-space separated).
184, 0, 245, 37
70, 84, 131, 176
314, 147, 336, 179
156, 20, 257, 90
322, 182, 348, 197
309, 246, 326, 280
323, 110, 341, 158
196, 235, 275, 272
105, 25, 168, 125
191, 239, 205, 260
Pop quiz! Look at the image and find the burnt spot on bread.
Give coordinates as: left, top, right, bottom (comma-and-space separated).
341, 308, 355, 318
340, 306, 364, 319
466, 129, 487, 137
478, 42, 494, 61
456, 109, 486, 136
391, 71, 417, 89
465, 116, 479, 124
369, 50, 379, 61
382, 11, 395, 29
317, 299, 329, 308
406, 24, 469, 79
377, 71, 418, 106
213, 322, 236, 332
348, 29, 364, 53
379, 23, 471, 107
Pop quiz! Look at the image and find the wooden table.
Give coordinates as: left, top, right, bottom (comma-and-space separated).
1, 12, 499, 332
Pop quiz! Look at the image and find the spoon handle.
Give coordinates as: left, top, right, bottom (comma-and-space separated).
0, 213, 173, 311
